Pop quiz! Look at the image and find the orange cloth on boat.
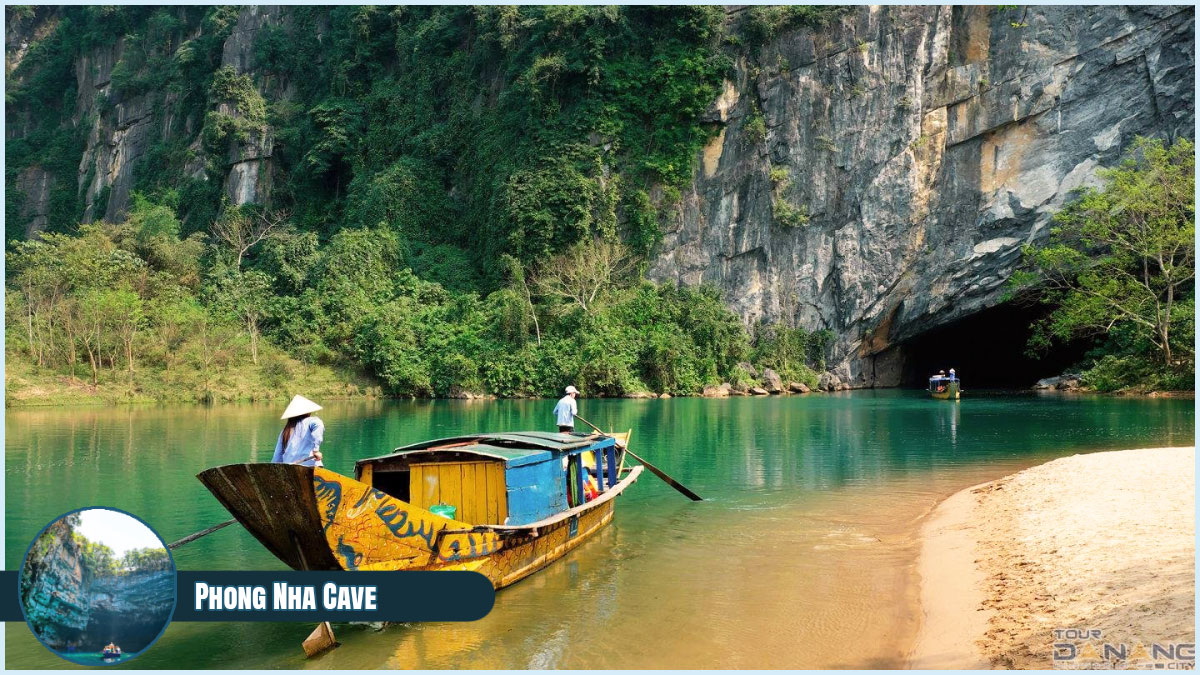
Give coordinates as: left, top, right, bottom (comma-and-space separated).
584, 475, 600, 501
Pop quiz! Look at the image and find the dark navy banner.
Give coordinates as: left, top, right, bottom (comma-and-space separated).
0, 571, 16, 621
1, 570, 494, 622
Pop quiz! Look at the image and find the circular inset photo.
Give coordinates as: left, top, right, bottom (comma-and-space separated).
19, 507, 176, 666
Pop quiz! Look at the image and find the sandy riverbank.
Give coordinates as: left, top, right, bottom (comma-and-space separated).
911, 446, 1196, 669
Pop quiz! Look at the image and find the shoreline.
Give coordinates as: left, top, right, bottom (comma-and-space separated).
911, 447, 1196, 669
5, 381, 1191, 409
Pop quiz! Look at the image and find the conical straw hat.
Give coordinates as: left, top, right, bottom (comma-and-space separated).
281, 395, 322, 420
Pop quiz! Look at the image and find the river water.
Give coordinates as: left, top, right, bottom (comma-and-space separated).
5, 392, 1193, 668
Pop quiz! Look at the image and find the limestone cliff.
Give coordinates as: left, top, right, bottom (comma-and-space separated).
20, 520, 173, 653
6, 6, 1195, 387
19, 520, 90, 648
650, 6, 1194, 386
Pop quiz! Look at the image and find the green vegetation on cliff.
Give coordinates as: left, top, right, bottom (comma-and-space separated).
6, 203, 826, 401
6, 6, 837, 403
1015, 137, 1195, 392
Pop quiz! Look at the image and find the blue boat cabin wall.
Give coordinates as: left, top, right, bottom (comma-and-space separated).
504, 458, 568, 525
502, 436, 617, 526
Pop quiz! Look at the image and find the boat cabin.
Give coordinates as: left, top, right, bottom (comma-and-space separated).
928, 376, 955, 393
352, 432, 622, 527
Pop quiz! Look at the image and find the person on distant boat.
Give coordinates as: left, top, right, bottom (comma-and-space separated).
948, 368, 956, 380
272, 395, 325, 467
553, 386, 579, 432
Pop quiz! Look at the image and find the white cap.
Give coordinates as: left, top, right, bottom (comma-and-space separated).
281, 395, 322, 420
565, 386, 579, 394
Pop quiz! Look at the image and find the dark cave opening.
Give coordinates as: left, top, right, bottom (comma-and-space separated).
899, 302, 1093, 389
84, 607, 166, 652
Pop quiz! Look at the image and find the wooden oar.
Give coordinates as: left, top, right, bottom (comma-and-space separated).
574, 414, 703, 501
168, 519, 236, 550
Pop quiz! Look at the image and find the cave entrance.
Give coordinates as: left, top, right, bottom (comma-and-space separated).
898, 302, 1092, 389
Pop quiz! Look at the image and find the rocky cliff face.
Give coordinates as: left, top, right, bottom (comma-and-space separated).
20, 521, 173, 652
20, 520, 90, 649
88, 570, 176, 650
651, 5, 1194, 386
7, 6, 1195, 387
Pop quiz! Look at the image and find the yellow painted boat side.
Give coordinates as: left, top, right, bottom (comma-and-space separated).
312, 465, 643, 589
431, 497, 618, 588
314, 468, 502, 572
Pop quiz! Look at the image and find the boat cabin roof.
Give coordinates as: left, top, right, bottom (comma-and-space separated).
355, 432, 614, 471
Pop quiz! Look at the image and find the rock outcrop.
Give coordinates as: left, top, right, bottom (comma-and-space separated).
761, 367, 784, 393
217, 5, 290, 207
19, 520, 89, 648
701, 383, 732, 398
74, 39, 158, 223
1033, 373, 1083, 391
651, 5, 1194, 387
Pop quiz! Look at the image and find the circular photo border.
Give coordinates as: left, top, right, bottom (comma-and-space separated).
18, 506, 178, 666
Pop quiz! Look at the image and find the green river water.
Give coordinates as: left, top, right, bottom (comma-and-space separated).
5, 392, 1193, 669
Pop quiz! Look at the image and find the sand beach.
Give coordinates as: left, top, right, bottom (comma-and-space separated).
911, 446, 1196, 669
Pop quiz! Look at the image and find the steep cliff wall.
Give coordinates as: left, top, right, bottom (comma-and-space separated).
6, 6, 1194, 388
88, 571, 176, 650
651, 6, 1194, 386
20, 520, 173, 652
20, 521, 90, 649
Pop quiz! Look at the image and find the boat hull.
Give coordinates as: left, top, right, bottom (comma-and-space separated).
930, 381, 960, 400
197, 462, 642, 589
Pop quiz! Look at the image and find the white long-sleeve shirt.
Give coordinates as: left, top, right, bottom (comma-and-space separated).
553, 395, 577, 427
271, 416, 325, 467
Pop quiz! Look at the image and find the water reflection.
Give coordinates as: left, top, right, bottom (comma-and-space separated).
5, 392, 1192, 668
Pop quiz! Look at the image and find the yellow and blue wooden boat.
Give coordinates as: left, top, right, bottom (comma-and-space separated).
928, 376, 960, 400
197, 431, 642, 589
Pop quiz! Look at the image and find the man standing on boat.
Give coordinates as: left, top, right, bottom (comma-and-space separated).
272, 395, 325, 467
553, 386, 579, 433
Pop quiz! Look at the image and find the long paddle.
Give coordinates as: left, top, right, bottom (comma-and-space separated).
168, 519, 236, 550
574, 414, 703, 501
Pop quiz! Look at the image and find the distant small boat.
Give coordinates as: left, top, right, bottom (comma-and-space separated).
929, 376, 961, 400
198, 431, 642, 589
101, 647, 121, 660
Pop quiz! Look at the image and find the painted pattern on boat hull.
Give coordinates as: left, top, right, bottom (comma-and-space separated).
930, 381, 961, 400
198, 460, 641, 589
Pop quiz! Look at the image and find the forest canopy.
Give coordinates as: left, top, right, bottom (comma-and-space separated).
5, 6, 834, 401
1014, 137, 1195, 392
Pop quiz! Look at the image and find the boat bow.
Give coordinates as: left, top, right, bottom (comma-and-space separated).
197, 463, 342, 570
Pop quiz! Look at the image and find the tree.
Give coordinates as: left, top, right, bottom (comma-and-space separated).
211, 206, 290, 269
500, 254, 540, 345
534, 238, 638, 314
7, 238, 65, 366
149, 295, 204, 372
1016, 137, 1194, 365
99, 287, 144, 376
187, 313, 240, 397
214, 269, 273, 365
74, 288, 108, 385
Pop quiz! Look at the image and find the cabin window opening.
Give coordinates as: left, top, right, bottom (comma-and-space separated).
373, 470, 411, 502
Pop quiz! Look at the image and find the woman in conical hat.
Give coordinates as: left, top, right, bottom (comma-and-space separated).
271, 395, 325, 467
